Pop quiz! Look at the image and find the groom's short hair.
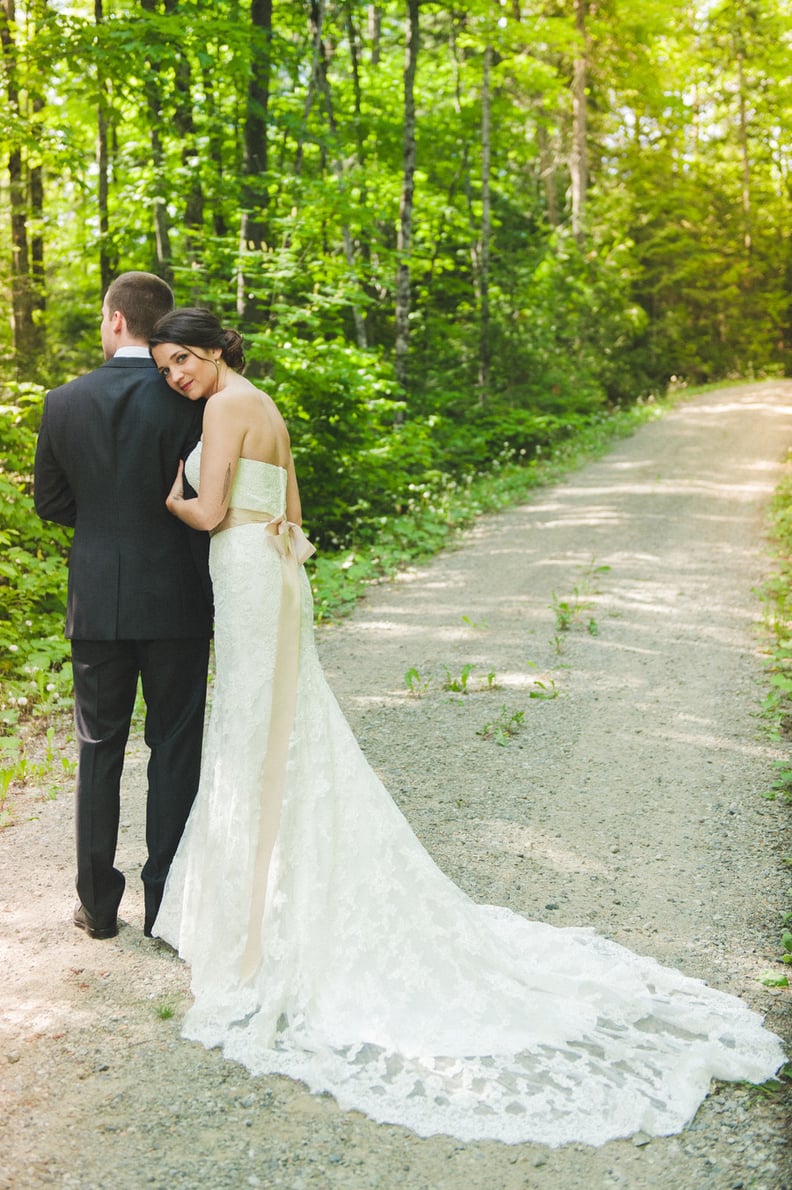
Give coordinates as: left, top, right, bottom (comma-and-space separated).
105, 272, 174, 340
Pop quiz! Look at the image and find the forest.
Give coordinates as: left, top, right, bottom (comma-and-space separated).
1, 0, 792, 720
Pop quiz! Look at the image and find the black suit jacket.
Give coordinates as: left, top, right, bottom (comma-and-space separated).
34, 355, 213, 641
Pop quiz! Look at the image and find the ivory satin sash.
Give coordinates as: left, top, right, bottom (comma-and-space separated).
211, 507, 316, 980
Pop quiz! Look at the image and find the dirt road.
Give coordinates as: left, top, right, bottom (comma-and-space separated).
2, 381, 791, 1188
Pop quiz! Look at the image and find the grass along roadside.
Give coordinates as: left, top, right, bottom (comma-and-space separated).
757, 448, 792, 988
760, 453, 792, 760
0, 718, 77, 829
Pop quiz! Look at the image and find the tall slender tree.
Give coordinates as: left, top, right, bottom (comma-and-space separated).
570, 0, 588, 242
139, 0, 173, 281
94, 0, 115, 293
394, 0, 419, 392
308, 0, 367, 347
167, 0, 204, 281
477, 40, 492, 401
237, 0, 273, 323
1, 0, 36, 374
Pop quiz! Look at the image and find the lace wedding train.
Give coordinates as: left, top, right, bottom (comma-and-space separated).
154, 447, 784, 1147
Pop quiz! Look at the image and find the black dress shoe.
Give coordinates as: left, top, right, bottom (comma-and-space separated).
73, 903, 118, 940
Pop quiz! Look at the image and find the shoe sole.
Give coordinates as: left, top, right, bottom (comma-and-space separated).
73, 916, 119, 940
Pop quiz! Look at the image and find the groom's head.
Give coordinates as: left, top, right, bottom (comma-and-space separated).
101, 272, 174, 358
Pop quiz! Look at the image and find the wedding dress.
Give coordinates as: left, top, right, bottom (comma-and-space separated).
154, 444, 784, 1148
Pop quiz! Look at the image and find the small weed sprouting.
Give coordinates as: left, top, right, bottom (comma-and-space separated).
442, 664, 476, 694
759, 895, 792, 987
759, 464, 792, 741
550, 593, 575, 633
529, 677, 558, 700
478, 706, 526, 746
759, 969, 789, 988
550, 559, 610, 635
406, 664, 499, 696
764, 762, 792, 801
461, 615, 489, 631
782, 931, 792, 964
740, 1065, 792, 1106
404, 667, 430, 697
0, 788, 14, 829
156, 1002, 176, 1020
0, 725, 77, 828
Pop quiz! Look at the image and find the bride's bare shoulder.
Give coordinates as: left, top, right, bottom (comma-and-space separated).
208, 379, 263, 413
222, 378, 277, 406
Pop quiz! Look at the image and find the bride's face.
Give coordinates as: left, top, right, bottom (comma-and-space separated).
152, 341, 221, 400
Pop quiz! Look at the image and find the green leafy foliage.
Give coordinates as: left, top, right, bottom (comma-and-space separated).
550, 561, 610, 635
759, 461, 792, 741
758, 455, 792, 987
0, 384, 72, 724
477, 706, 526, 746
6, 0, 791, 400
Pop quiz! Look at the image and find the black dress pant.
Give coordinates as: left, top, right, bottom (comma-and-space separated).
70, 637, 209, 929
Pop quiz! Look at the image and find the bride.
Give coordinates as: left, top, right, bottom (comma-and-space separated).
149, 308, 784, 1148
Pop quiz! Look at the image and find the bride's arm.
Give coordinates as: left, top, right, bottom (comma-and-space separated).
166, 396, 243, 531
285, 454, 303, 525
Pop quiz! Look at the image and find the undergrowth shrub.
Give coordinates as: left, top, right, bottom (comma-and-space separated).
0, 383, 71, 725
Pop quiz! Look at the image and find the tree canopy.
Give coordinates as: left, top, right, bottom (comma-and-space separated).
2, 0, 789, 397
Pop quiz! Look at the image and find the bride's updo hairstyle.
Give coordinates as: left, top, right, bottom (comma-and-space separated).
150, 307, 246, 372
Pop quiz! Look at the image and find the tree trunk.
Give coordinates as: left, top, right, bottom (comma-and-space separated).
537, 118, 559, 228
735, 46, 752, 261
139, 0, 172, 282
477, 43, 492, 403
95, 0, 115, 293
1, 0, 36, 376
310, 0, 368, 348
165, 0, 204, 283
28, 4, 46, 360
344, 2, 367, 175
367, 4, 381, 65
394, 0, 419, 394
150, 136, 172, 281
570, 0, 588, 242
237, 0, 273, 323
345, 0, 373, 282
201, 59, 227, 239
29, 96, 45, 353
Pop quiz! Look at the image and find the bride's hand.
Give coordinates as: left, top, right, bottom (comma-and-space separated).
166, 460, 185, 511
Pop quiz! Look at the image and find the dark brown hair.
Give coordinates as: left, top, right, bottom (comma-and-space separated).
149, 307, 246, 371
104, 272, 174, 340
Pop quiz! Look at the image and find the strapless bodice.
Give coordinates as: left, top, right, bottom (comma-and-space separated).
185, 441, 287, 517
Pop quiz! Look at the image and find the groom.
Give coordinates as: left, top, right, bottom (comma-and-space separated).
34, 271, 213, 940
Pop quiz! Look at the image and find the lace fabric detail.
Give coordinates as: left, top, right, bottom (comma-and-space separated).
155, 444, 785, 1147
